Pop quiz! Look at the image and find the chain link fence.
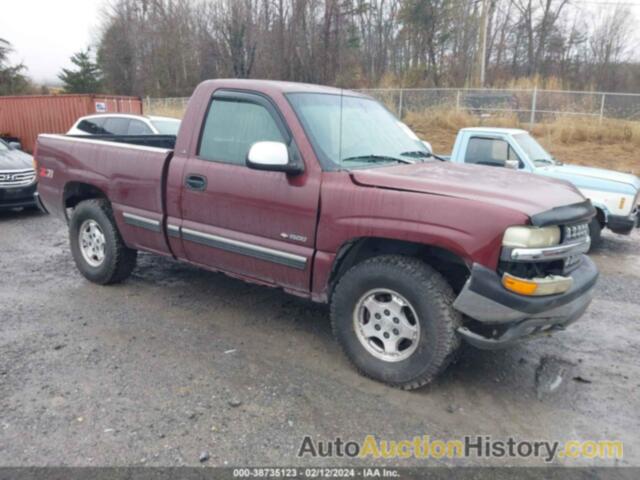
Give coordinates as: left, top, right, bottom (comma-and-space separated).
361, 88, 640, 123
144, 88, 640, 123
143, 97, 190, 119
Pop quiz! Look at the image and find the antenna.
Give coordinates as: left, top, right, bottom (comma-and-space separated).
338, 88, 344, 165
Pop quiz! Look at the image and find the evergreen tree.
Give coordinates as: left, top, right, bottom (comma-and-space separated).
0, 38, 31, 95
58, 49, 103, 93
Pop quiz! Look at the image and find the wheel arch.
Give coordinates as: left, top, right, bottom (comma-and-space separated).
592, 205, 607, 227
327, 237, 471, 301
63, 182, 109, 220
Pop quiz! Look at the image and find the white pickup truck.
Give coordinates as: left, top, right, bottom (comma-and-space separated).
440, 127, 640, 245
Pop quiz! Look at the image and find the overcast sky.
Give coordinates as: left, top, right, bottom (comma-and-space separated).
1, 0, 106, 84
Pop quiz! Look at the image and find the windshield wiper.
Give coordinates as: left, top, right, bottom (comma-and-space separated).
399, 150, 429, 159
400, 150, 449, 162
341, 155, 414, 165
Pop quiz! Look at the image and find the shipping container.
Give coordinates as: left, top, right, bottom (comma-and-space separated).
0, 94, 142, 152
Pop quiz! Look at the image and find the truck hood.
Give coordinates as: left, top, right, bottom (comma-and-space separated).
0, 148, 33, 170
537, 163, 640, 193
350, 162, 586, 218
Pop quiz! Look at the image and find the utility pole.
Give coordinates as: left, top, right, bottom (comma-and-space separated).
479, 0, 489, 87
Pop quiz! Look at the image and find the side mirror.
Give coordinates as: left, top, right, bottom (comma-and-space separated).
246, 141, 302, 174
8, 141, 22, 150
421, 140, 433, 155
504, 159, 520, 170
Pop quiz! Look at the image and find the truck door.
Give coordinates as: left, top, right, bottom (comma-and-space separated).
177, 90, 321, 293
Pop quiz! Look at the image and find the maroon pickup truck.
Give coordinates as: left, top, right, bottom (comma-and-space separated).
35, 79, 598, 389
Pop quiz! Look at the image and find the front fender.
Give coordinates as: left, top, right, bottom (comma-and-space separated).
577, 186, 635, 218
311, 214, 510, 303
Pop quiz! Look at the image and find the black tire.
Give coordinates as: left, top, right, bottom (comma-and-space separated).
69, 199, 137, 284
330, 255, 461, 390
588, 217, 602, 251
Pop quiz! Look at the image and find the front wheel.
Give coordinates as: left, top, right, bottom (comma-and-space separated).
588, 217, 602, 251
330, 255, 461, 390
69, 199, 137, 284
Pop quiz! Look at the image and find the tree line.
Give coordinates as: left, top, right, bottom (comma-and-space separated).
2, 0, 639, 97
95, 0, 639, 97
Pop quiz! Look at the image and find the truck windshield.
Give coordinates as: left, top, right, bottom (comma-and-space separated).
513, 133, 555, 166
0, 140, 8, 152
287, 93, 429, 169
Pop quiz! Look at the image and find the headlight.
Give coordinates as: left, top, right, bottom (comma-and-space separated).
502, 226, 561, 248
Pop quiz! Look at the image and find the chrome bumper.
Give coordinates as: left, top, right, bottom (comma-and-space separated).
500, 238, 590, 262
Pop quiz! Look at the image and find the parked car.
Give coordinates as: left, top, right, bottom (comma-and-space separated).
0, 138, 38, 211
35, 80, 598, 389
67, 114, 181, 136
0, 94, 143, 152
0, 134, 22, 149
441, 127, 640, 245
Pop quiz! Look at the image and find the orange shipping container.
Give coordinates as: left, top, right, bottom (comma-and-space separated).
0, 94, 142, 152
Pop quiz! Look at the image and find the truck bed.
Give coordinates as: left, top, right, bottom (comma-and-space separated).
36, 134, 175, 256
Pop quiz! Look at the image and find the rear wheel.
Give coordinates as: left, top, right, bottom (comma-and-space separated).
69, 199, 137, 284
330, 255, 461, 390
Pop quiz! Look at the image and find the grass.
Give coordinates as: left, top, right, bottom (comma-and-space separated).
404, 108, 640, 174
144, 104, 186, 119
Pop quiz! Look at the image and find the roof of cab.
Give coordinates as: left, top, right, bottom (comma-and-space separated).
460, 127, 528, 135
199, 78, 367, 97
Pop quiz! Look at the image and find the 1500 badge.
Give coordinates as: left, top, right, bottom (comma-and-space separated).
280, 232, 307, 243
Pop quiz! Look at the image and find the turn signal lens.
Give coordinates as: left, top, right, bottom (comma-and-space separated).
502, 226, 561, 248
502, 273, 573, 296
502, 274, 538, 296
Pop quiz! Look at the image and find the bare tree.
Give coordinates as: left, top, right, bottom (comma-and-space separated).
94, 0, 640, 96
587, 5, 636, 91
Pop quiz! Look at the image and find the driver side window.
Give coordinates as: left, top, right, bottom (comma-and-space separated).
199, 99, 284, 166
464, 137, 521, 168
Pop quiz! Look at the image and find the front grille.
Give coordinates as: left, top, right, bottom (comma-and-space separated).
563, 223, 589, 243
0, 169, 36, 188
560, 223, 589, 273
563, 254, 582, 273
500, 222, 590, 279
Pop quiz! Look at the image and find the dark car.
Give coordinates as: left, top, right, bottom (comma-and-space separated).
0, 139, 37, 211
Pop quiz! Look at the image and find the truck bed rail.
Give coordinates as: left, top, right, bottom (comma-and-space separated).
67, 134, 176, 150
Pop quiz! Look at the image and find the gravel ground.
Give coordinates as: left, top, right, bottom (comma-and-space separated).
1, 209, 639, 468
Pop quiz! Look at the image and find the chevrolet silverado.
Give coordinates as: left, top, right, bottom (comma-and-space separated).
35, 80, 598, 389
